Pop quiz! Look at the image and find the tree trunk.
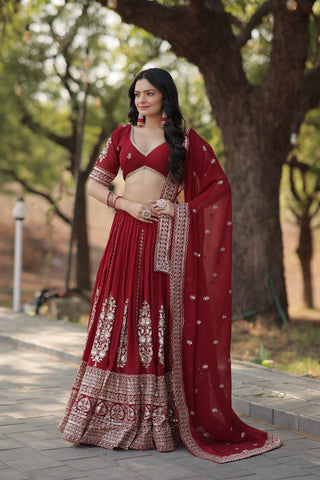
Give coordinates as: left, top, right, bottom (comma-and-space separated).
201, 69, 289, 325
74, 171, 91, 291
224, 126, 287, 325
97, 0, 316, 325
296, 213, 314, 308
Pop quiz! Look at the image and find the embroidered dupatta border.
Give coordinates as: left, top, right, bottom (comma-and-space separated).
154, 176, 179, 274
170, 203, 281, 463
154, 129, 189, 274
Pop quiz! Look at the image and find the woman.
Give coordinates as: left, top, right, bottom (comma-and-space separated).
58, 68, 281, 462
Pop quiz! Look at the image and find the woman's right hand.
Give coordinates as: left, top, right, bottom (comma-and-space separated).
117, 198, 159, 223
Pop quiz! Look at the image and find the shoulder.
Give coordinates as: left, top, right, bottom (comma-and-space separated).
111, 124, 131, 143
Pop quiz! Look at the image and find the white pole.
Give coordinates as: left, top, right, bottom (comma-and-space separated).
12, 198, 26, 312
13, 219, 23, 312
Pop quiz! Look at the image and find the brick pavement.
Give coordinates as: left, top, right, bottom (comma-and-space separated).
1, 307, 319, 438
0, 306, 320, 479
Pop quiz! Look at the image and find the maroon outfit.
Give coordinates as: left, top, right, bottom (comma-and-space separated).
58, 124, 281, 462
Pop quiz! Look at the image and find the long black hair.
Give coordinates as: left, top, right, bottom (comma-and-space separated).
128, 68, 186, 185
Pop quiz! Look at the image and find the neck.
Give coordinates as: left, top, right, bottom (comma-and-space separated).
144, 114, 162, 129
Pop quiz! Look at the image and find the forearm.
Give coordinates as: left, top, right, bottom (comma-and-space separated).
87, 179, 110, 204
87, 179, 132, 213
114, 196, 131, 213
88, 179, 161, 223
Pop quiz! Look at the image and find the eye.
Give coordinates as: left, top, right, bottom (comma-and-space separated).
147, 92, 154, 96
134, 93, 140, 97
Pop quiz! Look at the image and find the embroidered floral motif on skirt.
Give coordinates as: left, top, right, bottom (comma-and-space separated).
58, 211, 179, 452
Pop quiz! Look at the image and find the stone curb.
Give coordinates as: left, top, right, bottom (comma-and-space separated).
0, 333, 81, 365
232, 396, 320, 439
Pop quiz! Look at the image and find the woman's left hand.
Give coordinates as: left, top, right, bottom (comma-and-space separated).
149, 199, 175, 217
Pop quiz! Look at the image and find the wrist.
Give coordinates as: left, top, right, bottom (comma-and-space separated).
106, 190, 114, 207
114, 196, 129, 212
113, 195, 123, 210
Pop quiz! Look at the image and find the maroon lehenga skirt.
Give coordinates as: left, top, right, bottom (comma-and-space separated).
58, 211, 180, 451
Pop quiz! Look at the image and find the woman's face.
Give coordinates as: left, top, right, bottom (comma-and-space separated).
134, 78, 163, 118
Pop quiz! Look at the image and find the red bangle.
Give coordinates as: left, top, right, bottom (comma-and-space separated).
106, 190, 114, 207
113, 195, 122, 210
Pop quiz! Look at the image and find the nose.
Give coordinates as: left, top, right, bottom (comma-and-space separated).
139, 93, 148, 104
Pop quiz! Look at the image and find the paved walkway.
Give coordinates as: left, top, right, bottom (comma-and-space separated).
0, 306, 320, 479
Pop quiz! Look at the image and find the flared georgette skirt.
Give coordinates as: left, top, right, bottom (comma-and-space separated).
58, 211, 180, 451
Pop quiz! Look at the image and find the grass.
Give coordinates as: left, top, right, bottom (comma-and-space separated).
231, 319, 320, 379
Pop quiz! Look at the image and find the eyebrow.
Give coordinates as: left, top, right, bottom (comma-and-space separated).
134, 88, 155, 93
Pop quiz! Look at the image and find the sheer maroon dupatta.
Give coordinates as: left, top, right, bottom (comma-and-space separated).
168, 129, 281, 462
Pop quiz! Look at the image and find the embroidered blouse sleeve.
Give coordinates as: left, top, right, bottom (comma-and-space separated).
89, 128, 120, 187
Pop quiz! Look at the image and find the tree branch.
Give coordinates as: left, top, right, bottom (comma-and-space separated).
98, 0, 249, 99
98, 0, 192, 62
97, 0, 226, 60
311, 202, 320, 219
1, 168, 71, 225
48, 17, 81, 140
190, 0, 205, 9
227, 12, 245, 31
288, 157, 303, 202
287, 155, 312, 172
302, 169, 307, 196
289, 206, 300, 220
18, 99, 75, 152
236, 0, 273, 47
84, 127, 109, 178
261, 0, 313, 131
49, 0, 90, 56
292, 64, 320, 133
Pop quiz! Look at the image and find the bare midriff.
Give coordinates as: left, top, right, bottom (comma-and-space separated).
123, 167, 166, 203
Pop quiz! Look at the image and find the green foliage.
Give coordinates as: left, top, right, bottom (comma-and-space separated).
0, 0, 225, 199
250, 344, 274, 367
232, 320, 320, 378
223, 0, 320, 85
307, 2, 320, 67
222, 0, 273, 85
276, 324, 320, 377
0, 1, 159, 197
280, 357, 320, 378
0, 1, 70, 192
282, 108, 320, 223
0, 0, 230, 218
294, 109, 320, 173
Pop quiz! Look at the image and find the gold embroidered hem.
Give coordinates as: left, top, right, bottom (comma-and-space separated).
58, 361, 180, 452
